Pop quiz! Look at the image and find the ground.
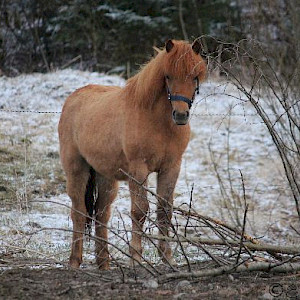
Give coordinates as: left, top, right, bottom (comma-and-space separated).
1, 257, 300, 299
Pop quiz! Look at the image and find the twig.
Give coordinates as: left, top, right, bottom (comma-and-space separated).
184, 184, 194, 237
61, 55, 82, 69
174, 206, 258, 244
235, 203, 249, 264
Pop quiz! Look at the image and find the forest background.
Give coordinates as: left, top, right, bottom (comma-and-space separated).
1, 0, 299, 80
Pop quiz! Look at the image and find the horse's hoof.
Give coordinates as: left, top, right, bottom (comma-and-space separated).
162, 256, 176, 266
99, 264, 110, 270
130, 253, 142, 268
97, 261, 110, 270
69, 257, 81, 269
158, 245, 176, 266
130, 259, 140, 268
96, 256, 110, 270
129, 244, 143, 267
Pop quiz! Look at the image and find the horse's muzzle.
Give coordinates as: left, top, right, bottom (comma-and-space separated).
172, 110, 189, 125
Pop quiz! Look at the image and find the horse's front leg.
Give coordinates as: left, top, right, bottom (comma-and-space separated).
156, 164, 180, 264
128, 161, 149, 264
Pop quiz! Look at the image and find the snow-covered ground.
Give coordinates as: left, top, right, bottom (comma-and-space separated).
0, 69, 298, 265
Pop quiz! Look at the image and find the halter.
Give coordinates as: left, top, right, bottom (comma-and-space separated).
166, 77, 199, 109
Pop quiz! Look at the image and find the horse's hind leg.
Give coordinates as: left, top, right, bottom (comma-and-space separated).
64, 155, 90, 268
94, 175, 118, 270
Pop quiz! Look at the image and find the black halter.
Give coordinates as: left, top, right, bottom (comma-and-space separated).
166, 77, 199, 109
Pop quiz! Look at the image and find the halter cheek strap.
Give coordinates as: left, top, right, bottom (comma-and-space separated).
166, 77, 199, 109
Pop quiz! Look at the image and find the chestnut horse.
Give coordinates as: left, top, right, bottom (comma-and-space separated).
58, 39, 206, 269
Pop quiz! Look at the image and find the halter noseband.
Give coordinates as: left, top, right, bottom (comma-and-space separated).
166, 77, 199, 109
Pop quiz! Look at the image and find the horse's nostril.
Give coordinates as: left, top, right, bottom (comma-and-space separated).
178, 112, 188, 119
173, 111, 190, 120
172, 110, 190, 125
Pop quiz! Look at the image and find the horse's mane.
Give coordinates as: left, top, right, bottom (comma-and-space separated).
124, 40, 206, 108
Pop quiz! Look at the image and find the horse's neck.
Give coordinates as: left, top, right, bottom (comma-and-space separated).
124, 54, 165, 108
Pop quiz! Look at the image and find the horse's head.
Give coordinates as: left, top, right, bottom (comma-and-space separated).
163, 39, 206, 125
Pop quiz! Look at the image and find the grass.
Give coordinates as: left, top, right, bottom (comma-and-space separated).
0, 139, 65, 211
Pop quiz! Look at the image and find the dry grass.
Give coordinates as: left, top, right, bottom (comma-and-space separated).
0, 137, 64, 211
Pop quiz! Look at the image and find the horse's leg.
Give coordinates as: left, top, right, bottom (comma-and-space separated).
156, 165, 180, 263
128, 162, 149, 264
66, 157, 90, 268
94, 175, 118, 270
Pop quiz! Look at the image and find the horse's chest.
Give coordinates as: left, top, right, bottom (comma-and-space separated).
125, 133, 188, 172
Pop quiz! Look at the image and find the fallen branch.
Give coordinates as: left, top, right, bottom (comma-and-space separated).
158, 261, 300, 283
119, 168, 293, 264
143, 234, 300, 256
174, 206, 258, 244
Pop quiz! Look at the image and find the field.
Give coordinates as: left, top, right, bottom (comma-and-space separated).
1, 70, 299, 299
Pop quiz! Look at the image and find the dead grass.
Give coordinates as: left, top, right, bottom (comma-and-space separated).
0, 140, 64, 211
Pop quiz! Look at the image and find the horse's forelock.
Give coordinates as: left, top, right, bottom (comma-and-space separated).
163, 41, 205, 79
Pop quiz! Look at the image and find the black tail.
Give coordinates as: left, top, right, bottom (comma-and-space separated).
85, 167, 97, 234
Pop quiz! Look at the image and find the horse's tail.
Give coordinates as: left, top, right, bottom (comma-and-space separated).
85, 167, 97, 235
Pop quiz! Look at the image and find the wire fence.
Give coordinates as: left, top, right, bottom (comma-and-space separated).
0, 108, 275, 118
0, 106, 286, 195
0, 109, 62, 114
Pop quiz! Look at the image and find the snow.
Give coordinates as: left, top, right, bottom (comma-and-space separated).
0, 69, 297, 265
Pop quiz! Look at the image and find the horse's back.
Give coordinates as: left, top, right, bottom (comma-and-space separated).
59, 83, 120, 125
72, 84, 120, 97
62, 84, 120, 110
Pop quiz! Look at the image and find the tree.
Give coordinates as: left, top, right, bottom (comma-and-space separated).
0, 0, 241, 75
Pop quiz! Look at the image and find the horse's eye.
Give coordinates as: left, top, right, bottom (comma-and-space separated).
165, 75, 170, 80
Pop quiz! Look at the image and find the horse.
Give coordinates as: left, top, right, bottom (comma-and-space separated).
58, 39, 206, 270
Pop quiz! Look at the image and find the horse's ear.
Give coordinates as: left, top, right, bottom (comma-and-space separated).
192, 39, 201, 55
165, 39, 174, 53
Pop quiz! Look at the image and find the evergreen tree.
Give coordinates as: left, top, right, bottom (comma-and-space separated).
0, 0, 242, 75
